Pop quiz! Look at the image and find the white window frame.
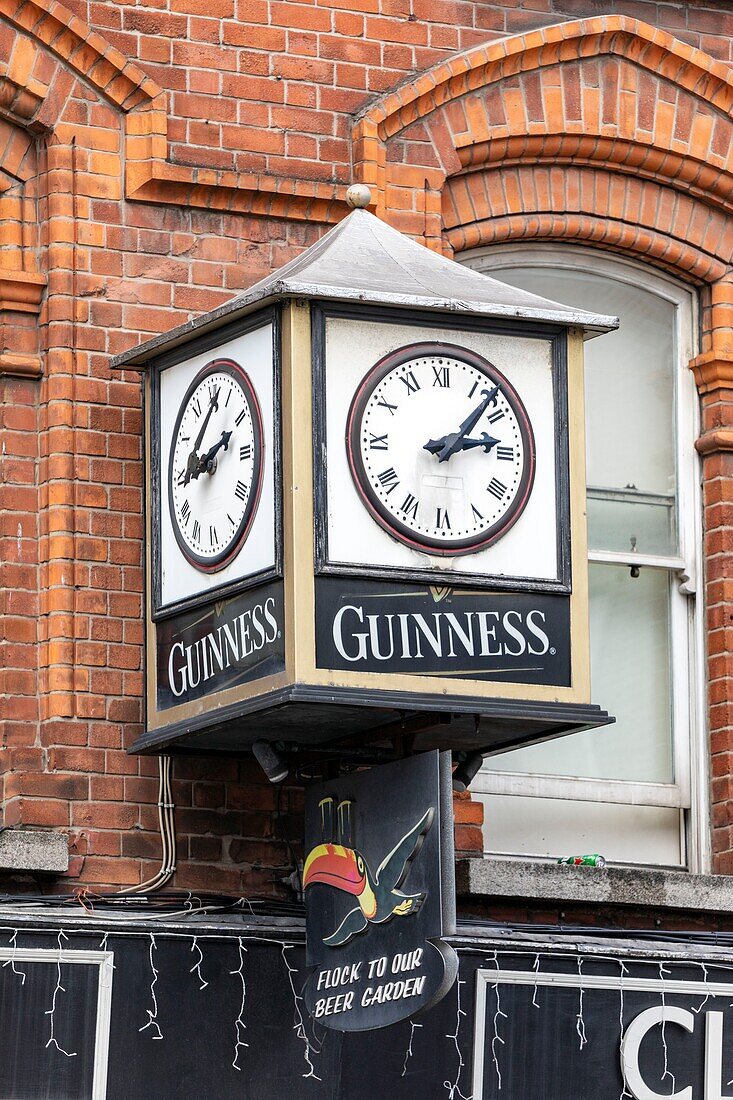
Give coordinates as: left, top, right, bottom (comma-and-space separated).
0, 945, 114, 1098
459, 244, 708, 872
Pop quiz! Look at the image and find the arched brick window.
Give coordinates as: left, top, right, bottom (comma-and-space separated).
461, 245, 704, 870
356, 13, 733, 874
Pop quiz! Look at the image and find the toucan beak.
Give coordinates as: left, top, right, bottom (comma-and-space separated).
302, 844, 366, 895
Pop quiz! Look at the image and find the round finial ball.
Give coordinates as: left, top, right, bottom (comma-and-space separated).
346, 183, 372, 209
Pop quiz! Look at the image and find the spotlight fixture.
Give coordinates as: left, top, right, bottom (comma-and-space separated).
252, 739, 289, 784
452, 751, 483, 793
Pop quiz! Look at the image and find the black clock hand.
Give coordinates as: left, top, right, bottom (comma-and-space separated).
194, 387, 220, 451
184, 387, 220, 485
196, 429, 233, 475
424, 385, 501, 463
457, 432, 501, 453
423, 432, 501, 456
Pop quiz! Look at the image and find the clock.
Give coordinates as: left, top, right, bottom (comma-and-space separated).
321, 311, 564, 589
345, 342, 535, 556
168, 358, 264, 572
153, 314, 278, 614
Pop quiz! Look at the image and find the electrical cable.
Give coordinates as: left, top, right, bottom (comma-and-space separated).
115, 755, 176, 896
276, 781, 302, 900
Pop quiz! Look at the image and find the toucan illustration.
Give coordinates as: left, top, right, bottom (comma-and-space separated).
303, 796, 433, 947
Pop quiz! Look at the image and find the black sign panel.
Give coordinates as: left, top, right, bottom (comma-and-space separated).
303, 752, 457, 1031
315, 576, 570, 686
0, 951, 103, 1098
473, 956, 733, 1100
5, 924, 733, 1100
156, 580, 285, 710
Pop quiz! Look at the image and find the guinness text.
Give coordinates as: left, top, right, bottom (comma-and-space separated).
331, 604, 551, 663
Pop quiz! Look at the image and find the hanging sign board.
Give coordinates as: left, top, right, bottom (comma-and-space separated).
303, 751, 457, 1031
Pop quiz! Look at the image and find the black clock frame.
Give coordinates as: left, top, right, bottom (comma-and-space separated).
346, 341, 536, 556
167, 357, 264, 572
149, 306, 283, 622
313, 302, 572, 595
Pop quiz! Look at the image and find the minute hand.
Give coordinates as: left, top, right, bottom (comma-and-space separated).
184, 388, 220, 486
425, 384, 501, 463
196, 387, 220, 448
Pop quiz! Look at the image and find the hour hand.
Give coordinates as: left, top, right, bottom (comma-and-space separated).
199, 429, 233, 473
456, 432, 501, 454
424, 384, 501, 463
423, 431, 463, 462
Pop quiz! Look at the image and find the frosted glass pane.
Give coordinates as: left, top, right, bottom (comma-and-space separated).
487, 564, 673, 782
488, 265, 678, 555
479, 795, 683, 867
587, 494, 675, 558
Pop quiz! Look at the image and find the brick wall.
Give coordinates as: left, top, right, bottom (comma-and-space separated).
1, 0, 732, 891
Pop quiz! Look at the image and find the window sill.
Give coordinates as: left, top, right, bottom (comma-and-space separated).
456, 857, 733, 914
0, 829, 68, 874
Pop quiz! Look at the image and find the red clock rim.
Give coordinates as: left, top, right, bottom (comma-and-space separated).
167, 357, 265, 573
345, 341, 537, 557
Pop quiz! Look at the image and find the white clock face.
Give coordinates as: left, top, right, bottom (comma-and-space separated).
346, 342, 535, 555
168, 359, 263, 572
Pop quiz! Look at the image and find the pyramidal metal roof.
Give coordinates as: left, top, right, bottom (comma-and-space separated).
112, 209, 618, 368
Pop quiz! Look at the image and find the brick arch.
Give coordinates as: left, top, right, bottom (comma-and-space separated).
443, 166, 732, 286
353, 15, 733, 254
356, 15, 733, 148
0, 0, 159, 113
353, 13, 733, 411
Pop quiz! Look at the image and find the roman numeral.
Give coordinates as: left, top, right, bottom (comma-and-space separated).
468, 380, 479, 398
376, 398, 398, 416
240, 444, 252, 461
486, 408, 505, 425
192, 519, 200, 542
488, 478, 508, 500
180, 500, 190, 523
235, 409, 246, 427
471, 503, 484, 522
399, 493, 419, 521
192, 397, 201, 417
176, 470, 186, 487
435, 508, 451, 530
432, 365, 450, 388
399, 371, 420, 395
180, 435, 190, 443
209, 525, 217, 546
227, 513, 235, 527
377, 467, 400, 495
235, 480, 247, 501
225, 389, 232, 407
497, 446, 514, 461
369, 432, 389, 451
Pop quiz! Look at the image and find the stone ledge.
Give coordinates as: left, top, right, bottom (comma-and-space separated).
0, 830, 68, 874
457, 858, 733, 914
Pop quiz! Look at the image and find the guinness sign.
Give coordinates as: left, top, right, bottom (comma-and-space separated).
114, 203, 616, 757
155, 582, 285, 711
316, 576, 570, 686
